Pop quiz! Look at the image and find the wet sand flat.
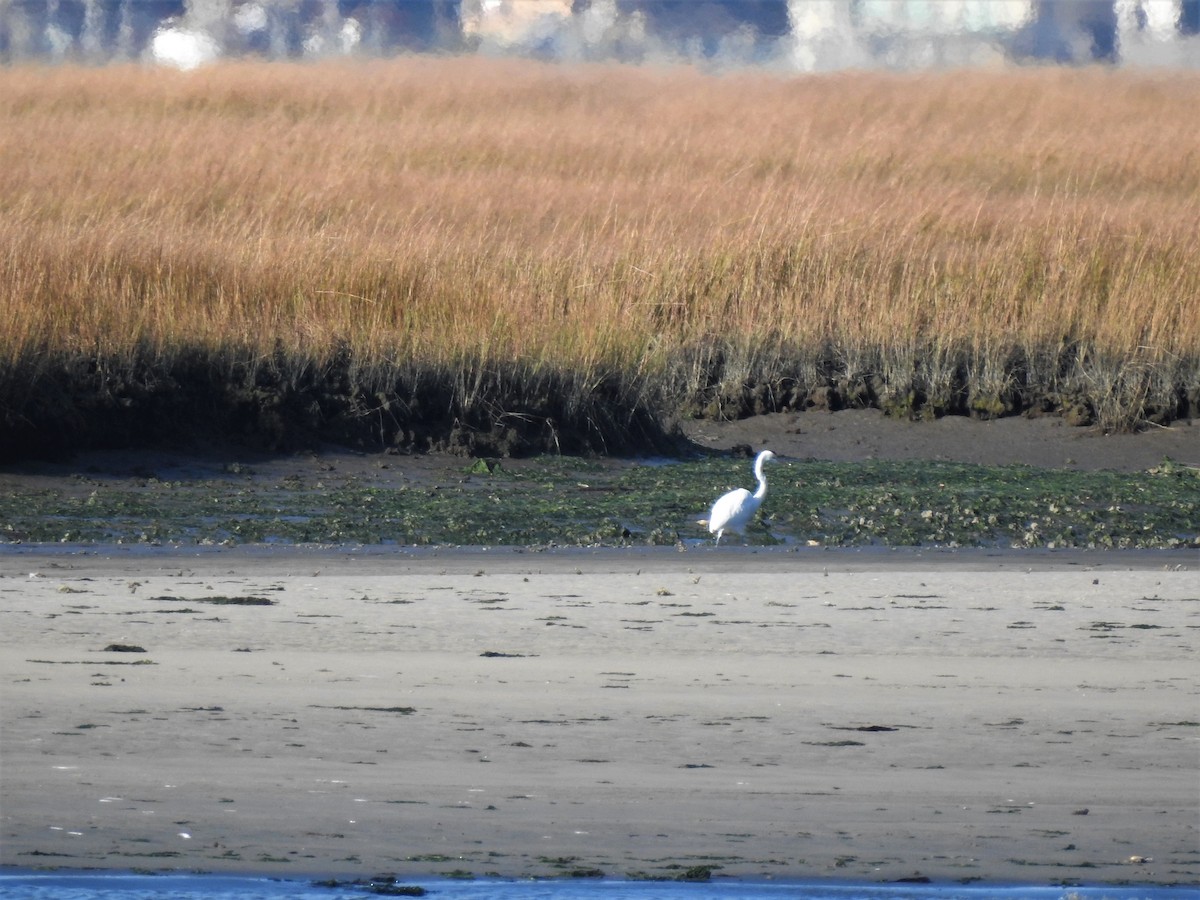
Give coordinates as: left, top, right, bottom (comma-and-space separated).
1, 547, 1196, 886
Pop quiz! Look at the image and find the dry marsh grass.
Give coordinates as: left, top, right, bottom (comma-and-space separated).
1, 59, 1197, 456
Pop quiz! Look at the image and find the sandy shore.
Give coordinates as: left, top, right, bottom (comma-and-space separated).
1, 545, 1196, 886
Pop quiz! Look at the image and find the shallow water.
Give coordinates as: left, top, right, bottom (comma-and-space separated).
0, 872, 1194, 900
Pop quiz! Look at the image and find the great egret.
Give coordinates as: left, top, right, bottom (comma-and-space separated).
708, 450, 776, 545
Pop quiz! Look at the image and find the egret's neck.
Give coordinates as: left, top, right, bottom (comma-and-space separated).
753, 459, 769, 500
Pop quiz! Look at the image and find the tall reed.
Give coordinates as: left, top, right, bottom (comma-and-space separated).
1, 59, 1197, 455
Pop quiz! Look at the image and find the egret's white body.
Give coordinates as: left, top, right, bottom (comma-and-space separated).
708, 450, 776, 545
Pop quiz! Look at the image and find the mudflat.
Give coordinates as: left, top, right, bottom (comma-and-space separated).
1, 545, 1196, 886
681, 408, 1199, 474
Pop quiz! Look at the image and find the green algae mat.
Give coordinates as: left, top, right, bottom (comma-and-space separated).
2, 455, 1195, 550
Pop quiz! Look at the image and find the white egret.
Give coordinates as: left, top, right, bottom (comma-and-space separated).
708, 450, 776, 545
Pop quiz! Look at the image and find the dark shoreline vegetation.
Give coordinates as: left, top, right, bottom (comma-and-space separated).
2, 453, 1196, 550
2, 62, 1199, 462
7, 336, 1200, 463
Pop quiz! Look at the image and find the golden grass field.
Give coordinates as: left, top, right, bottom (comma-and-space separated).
1, 58, 1197, 455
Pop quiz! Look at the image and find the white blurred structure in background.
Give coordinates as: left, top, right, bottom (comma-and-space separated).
0, 0, 1197, 69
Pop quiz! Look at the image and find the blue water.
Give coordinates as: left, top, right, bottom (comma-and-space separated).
0, 872, 1194, 900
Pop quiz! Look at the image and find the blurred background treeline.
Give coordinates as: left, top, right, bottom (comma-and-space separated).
2, 1, 1200, 71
